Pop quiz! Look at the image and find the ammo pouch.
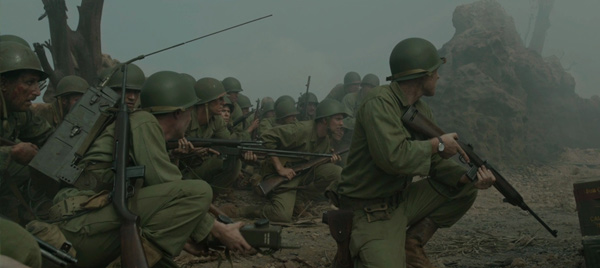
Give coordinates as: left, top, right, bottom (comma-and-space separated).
29, 86, 119, 188
48, 190, 111, 221
26, 220, 77, 258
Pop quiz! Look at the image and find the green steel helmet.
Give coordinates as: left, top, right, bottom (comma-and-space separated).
274, 95, 295, 110
361, 73, 380, 87
343, 71, 361, 86
194, 77, 227, 104
222, 77, 243, 93
55, 75, 89, 97
140, 71, 200, 114
386, 37, 446, 82
237, 93, 252, 109
261, 101, 275, 117
180, 73, 196, 88
275, 99, 299, 120
315, 98, 348, 120
0, 41, 47, 80
104, 63, 146, 91
0, 35, 30, 48
298, 92, 318, 105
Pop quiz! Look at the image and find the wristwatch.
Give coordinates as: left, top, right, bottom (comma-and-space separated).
437, 137, 445, 152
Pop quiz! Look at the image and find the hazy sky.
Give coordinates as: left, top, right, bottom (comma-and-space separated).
1, 0, 598, 104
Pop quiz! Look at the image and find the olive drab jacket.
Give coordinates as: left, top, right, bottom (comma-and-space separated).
186, 109, 231, 139
1, 94, 53, 176
260, 120, 333, 175
336, 82, 467, 199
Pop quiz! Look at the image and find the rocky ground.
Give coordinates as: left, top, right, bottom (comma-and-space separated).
175, 148, 599, 268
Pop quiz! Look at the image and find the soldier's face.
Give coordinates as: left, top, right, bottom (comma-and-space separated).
1, 71, 42, 112
208, 97, 224, 116
327, 114, 345, 134
264, 110, 275, 118
228, 92, 239, 103
423, 70, 439, 97
114, 88, 140, 110
221, 106, 231, 123
242, 107, 250, 115
307, 103, 317, 116
60, 93, 83, 112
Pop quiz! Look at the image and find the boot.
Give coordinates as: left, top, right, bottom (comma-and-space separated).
405, 217, 438, 268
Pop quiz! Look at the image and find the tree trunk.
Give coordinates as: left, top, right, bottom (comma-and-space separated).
528, 0, 555, 55
34, 0, 104, 102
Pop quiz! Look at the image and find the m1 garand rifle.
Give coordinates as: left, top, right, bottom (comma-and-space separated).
105, 15, 273, 267
301, 76, 311, 120
231, 99, 260, 129
257, 147, 349, 196
401, 105, 558, 237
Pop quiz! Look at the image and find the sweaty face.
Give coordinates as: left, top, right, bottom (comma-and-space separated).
228, 92, 239, 103
241, 107, 250, 116
327, 114, 345, 135
2, 72, 42, 112
221, 106, 232, 123
307, 103, 317, 116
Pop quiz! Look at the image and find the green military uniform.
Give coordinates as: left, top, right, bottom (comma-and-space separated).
0, 95, 53, 193
335, 82, 477, 267
0, 218, 42, 268
341, 92, 360, 118
183, 109, 242, 194
53, 111, 214, 267
259, 121, 341, 222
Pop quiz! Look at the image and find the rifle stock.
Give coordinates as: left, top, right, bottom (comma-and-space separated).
257, 148, 349, 196
401, 106, 557, 237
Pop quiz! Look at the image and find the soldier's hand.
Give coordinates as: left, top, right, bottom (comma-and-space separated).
172, 138, 194, 156
242, 151, 258, 162
277, 167, 296, 180
10, 142, 38, 165
247, 118, 260, 133
473, 165, 496, 189
330, 153, 341, 163
212, 221, 253, 253
192, 147, 220, 157
437, 133, 469, 162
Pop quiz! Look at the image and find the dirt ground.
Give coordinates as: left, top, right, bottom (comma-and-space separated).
175, 148, 600, 268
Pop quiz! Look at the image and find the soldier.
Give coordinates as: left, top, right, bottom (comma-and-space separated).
0, 34, 31, 48
99, 63, 146, 110
332, 38, 496, 267
0, 42, 53, 220
225, 99, 346, 223
222, 95, 258, 140
258, 95, 296, 137
222, 77, 244, 126
237, 93, 253, 116
182, 77, 242, 195
31, 75, 88, 128
331, 117, 354, 168
0, 218, 42, 268
180, 73, 196, 88
342, 73, 380, 117
48, 71, 251, 267
325, 71, 361, 102
297, 92, 319, 121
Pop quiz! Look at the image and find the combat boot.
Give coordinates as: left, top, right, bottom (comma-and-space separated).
405, 217, 438, 268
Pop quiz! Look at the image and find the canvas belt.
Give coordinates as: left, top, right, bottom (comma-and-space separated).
338, 192, 403, 212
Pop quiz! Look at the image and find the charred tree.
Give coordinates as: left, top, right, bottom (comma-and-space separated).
528, 0, 555, 55
34, 0, 105, 102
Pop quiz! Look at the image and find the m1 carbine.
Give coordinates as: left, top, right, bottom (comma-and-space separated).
257, 148, 349, 196
401, 105, 558, 237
